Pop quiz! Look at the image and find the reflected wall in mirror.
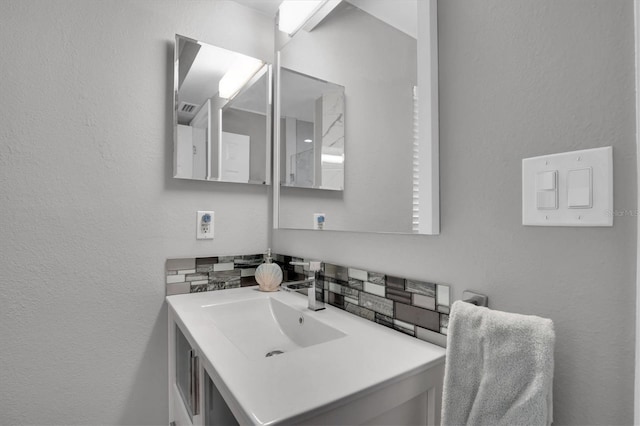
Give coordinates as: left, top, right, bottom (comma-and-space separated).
174, 35, 272, 184
280, 68, 345, 191
275, 0, 439, 234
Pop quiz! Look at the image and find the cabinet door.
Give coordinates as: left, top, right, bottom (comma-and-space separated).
204, 370, 238, 426
176, 324, 199, 421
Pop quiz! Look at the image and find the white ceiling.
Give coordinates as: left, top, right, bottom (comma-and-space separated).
231, 0, 281, 17
230, 0, 418, 39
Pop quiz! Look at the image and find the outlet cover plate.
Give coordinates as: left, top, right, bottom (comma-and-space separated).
196, 211, 214, 239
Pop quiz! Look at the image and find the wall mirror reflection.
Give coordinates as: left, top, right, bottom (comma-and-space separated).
275, 0, 439, 234
174, 35, 272, 184
280, 68, 345, 191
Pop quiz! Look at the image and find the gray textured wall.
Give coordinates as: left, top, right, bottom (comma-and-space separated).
0, 1, 272, 424
275, 1, 637, 424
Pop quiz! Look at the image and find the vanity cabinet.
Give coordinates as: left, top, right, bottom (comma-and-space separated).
169, 310, 239, 426
168, 290, 446, 425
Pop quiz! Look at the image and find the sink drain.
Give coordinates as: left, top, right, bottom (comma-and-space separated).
265, 350, 285, 357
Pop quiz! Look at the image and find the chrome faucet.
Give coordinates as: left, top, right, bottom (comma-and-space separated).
282, 261, 325, 311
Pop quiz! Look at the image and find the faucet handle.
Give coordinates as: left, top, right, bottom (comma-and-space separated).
289, 260, 322, 272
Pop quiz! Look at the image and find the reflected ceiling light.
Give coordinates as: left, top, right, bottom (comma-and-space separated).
321, 154, 344, 164
218, 55, 264, 99
304, 139, 313, 143
278, 0, 324, 36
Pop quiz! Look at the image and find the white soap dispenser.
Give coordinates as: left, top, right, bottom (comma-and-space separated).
255, 248, 283, 292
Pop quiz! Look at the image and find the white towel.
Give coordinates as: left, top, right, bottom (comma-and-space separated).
441, 300, 555, 426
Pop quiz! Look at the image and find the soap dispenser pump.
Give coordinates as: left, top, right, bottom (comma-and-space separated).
255, 248, 283, 292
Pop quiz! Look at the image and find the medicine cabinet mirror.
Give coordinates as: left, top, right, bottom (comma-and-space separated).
173, 35, 272, 185
274, 0, 439, 234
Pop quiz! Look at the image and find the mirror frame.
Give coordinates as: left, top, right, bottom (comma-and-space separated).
273, 0, 440, 235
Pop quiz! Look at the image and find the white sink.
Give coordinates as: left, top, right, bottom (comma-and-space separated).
168, 287, 446, 425
203, 297, 346, 360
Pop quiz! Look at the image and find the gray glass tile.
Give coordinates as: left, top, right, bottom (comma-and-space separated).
386, 287, 412, 304
393, 323, 415, 337
416, 327, 447, 347
345, 303, 375, 321
347, 278, 364, 290
213, 262, 234, 272
375, 313, 394, 328
348, 268, 368, 281
395, 303, 440, 332
437, 284, 450, 307
185, 273, 209, 282
440, 314, 449, 328
218, 256, 235, 263
394, 319, 415, 331
166, 274, 185, 284
329, 282, 359, 298
190, 284, 207, 293
195, 257, 218, 266
412, 294, 436, 311
167, 258, 196, 271
363, 282, 385, 297
386, 275, 405, 290
367, 272, 385, 285
240, 277, 257, 287
196, 257, 218, 273
344, 296, 359, 306
209, 270, 241, 290
329, 292, 344, 309
239, 254, 262, 262
359, 292, 393, 317
167, 282, 190, 296
406, 280, 436, 297
438, 305, 450, 314
240, 267, 256, 277
324, 263, 348, 282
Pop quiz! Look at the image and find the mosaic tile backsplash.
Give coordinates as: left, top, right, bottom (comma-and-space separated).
165, 254, 263, 295
166, 253, 450, 347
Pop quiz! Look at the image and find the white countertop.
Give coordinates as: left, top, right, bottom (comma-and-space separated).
167, 286, 446, 425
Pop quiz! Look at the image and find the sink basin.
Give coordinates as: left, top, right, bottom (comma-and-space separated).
203, 297, 346, 360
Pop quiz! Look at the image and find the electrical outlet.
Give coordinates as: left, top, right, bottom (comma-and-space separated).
313, 213, 325, 230
196, 211, 214, 240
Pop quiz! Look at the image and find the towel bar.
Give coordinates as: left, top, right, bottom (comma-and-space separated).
462, 290, 488, 307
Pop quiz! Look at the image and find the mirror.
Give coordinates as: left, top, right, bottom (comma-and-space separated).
280, 68, 345, 191
275, 0, 439, 234
174, 35, 272, 184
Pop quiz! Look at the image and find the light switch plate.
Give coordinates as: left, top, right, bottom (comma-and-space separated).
522, 147, 613, 227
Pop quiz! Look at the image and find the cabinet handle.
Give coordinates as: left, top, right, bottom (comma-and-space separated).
189, 350, 200, 416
